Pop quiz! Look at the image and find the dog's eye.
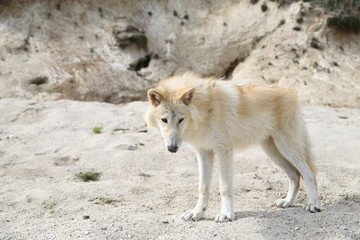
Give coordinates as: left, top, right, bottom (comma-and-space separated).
161, 118, 168, 123
178, 118, 184, 124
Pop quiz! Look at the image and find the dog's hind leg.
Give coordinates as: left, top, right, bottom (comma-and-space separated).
273, 132, 321, 213
182, 149, 214, 221
261, 137, 300, 208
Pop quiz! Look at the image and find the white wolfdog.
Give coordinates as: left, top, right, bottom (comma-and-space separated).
145, 73, 321, 222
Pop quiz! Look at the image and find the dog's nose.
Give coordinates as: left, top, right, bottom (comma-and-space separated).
167, 145, 178, 153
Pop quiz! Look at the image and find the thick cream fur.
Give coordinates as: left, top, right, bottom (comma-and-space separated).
145, 72, 321, 222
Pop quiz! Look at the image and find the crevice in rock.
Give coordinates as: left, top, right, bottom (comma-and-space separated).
134, 54, 152, 72
129, 53, 158, 72
29, 76, 48, 85
223, 56, 248, 79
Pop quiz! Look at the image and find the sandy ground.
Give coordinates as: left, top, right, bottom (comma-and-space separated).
0, 98, 360, 240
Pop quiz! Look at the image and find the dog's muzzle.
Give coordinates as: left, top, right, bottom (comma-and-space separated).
167, 145, 178, 153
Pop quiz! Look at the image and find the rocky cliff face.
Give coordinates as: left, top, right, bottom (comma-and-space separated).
0, 0, 359, 106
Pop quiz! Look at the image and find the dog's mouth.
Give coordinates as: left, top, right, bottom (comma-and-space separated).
167, 145, 178, 153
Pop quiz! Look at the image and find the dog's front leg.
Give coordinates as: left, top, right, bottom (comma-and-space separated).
182, 149, 214, 221
215, 147, 235, 222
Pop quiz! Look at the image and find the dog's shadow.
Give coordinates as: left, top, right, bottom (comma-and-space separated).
195, 205, 304, 222
226, 197, 360, 238
234, 194, 360, 222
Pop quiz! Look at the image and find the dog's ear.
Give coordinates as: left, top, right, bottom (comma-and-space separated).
180, 88, 195, 105
147, 88, 163, 107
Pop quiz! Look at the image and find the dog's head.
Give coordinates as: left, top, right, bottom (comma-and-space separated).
145, 87, 195, 153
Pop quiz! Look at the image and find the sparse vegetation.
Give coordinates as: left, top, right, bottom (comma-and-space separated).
92, 126, 103, 134
314, 0, 360, 12
252, 35, 265, 48
313, 0, 360, 33
327, 15, 360, 33
75, 172, 101, 182
293, 26, 301, 31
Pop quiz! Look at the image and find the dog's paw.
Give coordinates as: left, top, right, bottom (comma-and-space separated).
274, 198, 293, 208
304, 203, 321, 213
182, 210, 204, 221
215, 212, 235, 222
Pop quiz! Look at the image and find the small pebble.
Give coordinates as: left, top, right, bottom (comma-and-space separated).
162, 220, 169, 224
83, 215, 90, 220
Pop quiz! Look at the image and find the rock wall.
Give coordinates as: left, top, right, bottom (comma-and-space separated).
0, 0, 359, 106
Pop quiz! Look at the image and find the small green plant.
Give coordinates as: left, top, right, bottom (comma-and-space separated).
253, 173, 262, 179
266, 186, 273, 191
48, 85, 61, 92
252, 35, 265, 48
75, 172, 101, 182
33, 86, 43, 91
92, 126, 103, 134
293, 26, 301, 31
243, 188, 251, 192
8, 202, 18, 207
296, 17, 304, 24
261, 3, 268, 12
253, 196, 260, 199
344, 193, 350, 201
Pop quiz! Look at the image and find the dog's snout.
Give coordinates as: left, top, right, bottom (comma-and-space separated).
167, 145, 178, 153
